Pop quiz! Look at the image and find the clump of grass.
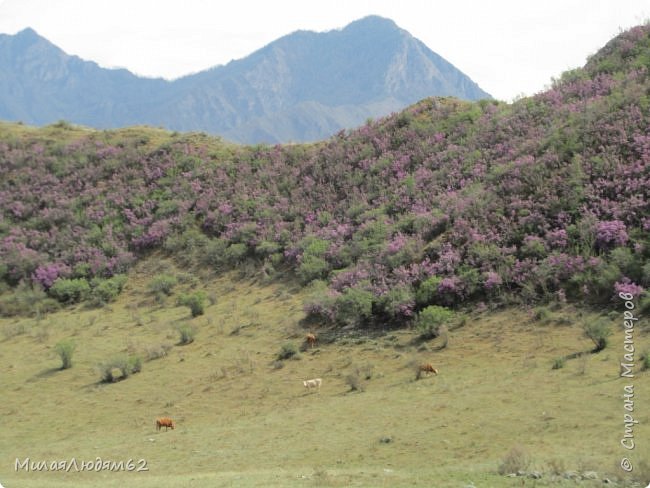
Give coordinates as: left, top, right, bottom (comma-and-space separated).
533, 306, 552, 322
177, 324, 196, 345
277, 342, 299, 360
147, 274, 178, 296
54, 339, 76, 369
498, 445, 531, 475
0, 283, 61, 317
144, 343, 173, 361
2, 322, 27, 339
552, 357, 565, 370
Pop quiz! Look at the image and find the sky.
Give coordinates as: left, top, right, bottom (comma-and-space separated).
0, 0, 648, 101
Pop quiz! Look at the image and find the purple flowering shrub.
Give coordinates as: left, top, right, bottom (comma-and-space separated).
1, 25, 649, 325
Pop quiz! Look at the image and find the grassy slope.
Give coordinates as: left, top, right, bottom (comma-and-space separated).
1, 258, 648, 487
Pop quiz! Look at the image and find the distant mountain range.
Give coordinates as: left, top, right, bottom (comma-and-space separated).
0, 16, 491, 143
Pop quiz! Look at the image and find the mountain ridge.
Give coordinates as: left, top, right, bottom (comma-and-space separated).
0, 16, 491, 143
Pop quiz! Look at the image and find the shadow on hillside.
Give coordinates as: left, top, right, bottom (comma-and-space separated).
28, 367, 62, 381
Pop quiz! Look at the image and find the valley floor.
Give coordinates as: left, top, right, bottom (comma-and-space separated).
0, 261, 648, 487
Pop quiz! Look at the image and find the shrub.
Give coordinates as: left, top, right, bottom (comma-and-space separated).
277, 342, 298, 360
0, 284, 60, 317
552, 357, 565, 370
533, 306, 552, 322
144, 343, 173, 361
90, 274, 127, 305
345, 370, 364, 392
54, 339, 76, 369
98, 354, 142, 382
177, 291, 206, 317
497, 445, 531, 475
148, 274, 177, 296
378, 285, 415, 321
98, 362, 116, 383
297, 255, 330, 284
334, 287, 374, 327
416, 305, 454, 340
415, 276, 442, 306
48, 278, 90, 303
583, 318, 612, 352
177, 324, 196, 345
224, 243, 248, 265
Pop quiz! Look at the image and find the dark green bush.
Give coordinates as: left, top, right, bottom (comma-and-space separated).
178, 291, 206, 317
416, 305, 454, 340
49, 278, 90, 303
297, 255, 330, 284
90, 275, 127, 305
415, 276, 442, 306
224, 243, 248, 265
277, 342, 298, 360
335, 287, 374, 327
378, 285, 415, 320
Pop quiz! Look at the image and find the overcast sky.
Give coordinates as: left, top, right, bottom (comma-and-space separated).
0, 0, 648, 101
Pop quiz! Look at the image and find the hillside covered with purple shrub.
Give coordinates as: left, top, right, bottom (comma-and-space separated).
1, 25, 649, 324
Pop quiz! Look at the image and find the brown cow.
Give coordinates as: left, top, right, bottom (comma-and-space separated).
305, 333, 317, 348
419, 363, 439, 375
156, 417, 175, 431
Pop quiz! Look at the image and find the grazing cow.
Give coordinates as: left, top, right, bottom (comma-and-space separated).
303, 378, 322, 390
419, 363, 439, 375
156, 417, 175, 431
305, 333, 317, 348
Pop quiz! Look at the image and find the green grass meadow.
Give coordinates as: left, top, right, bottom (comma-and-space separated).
1, 259, 649, 487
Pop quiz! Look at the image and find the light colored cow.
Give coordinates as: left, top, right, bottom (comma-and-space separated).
303, 378, 322, 390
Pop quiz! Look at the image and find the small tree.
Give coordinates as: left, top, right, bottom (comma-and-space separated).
583, 319, 612, 352
416, 305, 454, 340
55, 339, 76, 369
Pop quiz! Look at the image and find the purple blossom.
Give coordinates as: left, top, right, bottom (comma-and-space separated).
484, 271, 502, 290
614, 278, 645, 299
546, 229, 568, 248
596, 220, 629, 248
32, 262, 71, 289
